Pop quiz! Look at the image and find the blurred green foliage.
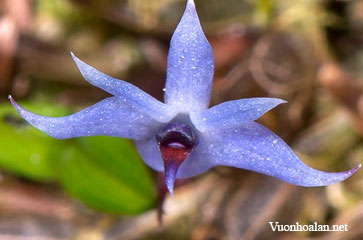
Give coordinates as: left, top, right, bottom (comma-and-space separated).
0, 101, 69, 181
58, 137, 155, 214
0, 101, 155, 214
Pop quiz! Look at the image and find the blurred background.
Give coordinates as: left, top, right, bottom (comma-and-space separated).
0, 0, 362, 239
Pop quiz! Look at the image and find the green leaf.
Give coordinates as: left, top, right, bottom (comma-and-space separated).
0, 101, 69, 181
57, 137, 155, 215
1, 100, 155, 214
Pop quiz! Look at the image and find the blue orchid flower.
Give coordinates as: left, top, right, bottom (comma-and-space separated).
9, 0, 360, 195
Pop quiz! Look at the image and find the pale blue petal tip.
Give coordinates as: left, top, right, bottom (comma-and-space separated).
191, 97, 288, 132
166, 182, 175, 197
9, 95, 22, 115
70, 53, 176, 123
349, 164, 361, 175
164, 162, 178, 196
164, 0, 214, 112
165, 171, 175, 196
191, 122, 360, 187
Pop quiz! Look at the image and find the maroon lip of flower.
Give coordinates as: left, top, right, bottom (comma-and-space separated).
156, 122, 196, 195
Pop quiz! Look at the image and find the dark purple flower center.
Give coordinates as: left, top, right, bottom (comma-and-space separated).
157, 121, 196, 146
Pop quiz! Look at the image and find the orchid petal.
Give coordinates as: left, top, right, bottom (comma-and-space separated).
10, 96, 165, 140
177, 137, 213, 178
163, 158, 179, 196
71, 52, 176, 122
164, 0, 214, 112
190, 98, 286, 132
179, 122, 360, 185
135, 137, 164, 172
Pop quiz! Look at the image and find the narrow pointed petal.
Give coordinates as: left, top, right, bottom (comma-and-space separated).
71, 52, 176, 122
164, 159, 180, 195
180, 122, 360, 185
164, 0, 214, 112
190, 98, 286, 132
10, 96, 164, 140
